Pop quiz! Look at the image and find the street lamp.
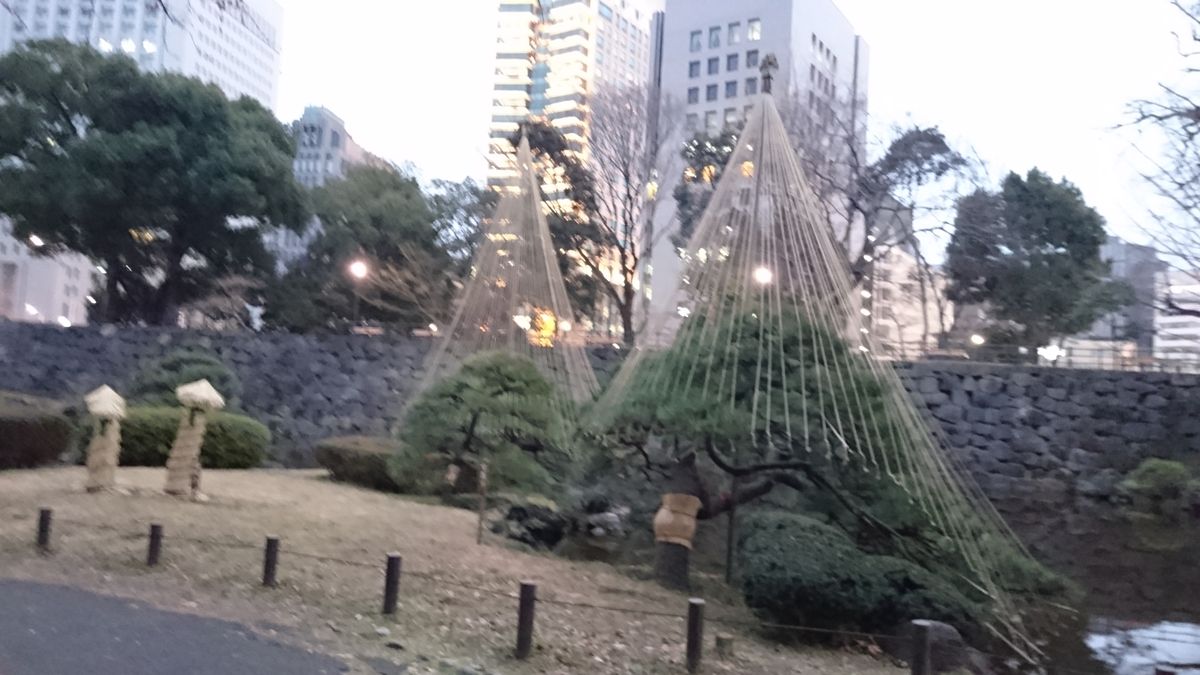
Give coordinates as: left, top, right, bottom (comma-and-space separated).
348, 259, 369, 323
969, 334, 986, 347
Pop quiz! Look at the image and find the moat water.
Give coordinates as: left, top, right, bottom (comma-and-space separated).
999, 500, 1200, 674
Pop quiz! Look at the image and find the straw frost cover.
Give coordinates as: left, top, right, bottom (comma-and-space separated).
175, 379, 226, 410
84, 385, 126, 420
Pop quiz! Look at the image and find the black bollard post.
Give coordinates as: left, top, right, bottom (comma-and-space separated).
910, 620, 932, 675
686, 598, 705, 673
262, 536, 280, 587
515, 581, 537, 659
382, 553, 401, 615
36, 508, 52, 551
147, 523, 163, 566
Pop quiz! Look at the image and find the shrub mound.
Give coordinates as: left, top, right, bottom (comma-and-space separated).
739, 511, 983, 636
0, 391, 74, 469
118, 407, 268, 469
387, 443, 553, 496
129, 348, 242, 408
315, 436, 403, 492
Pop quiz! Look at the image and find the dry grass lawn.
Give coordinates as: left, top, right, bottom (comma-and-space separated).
0, 467, 904, 674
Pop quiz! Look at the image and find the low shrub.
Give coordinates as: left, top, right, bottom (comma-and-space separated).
386, 443, 553, 497
315, 436, 404, 492
129, 348, 242, 408
117, 407, 268, 469
1122, 458, 1193, 515
0, 392, 74, 469
739, 511, 983, 636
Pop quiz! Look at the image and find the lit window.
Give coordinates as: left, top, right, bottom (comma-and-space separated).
688, 60, 700, 78
687, 87, 699, 104
707, 57, 718, 75
706, 84, 718, 102
746, 49, 759, 68
745, 77, 758, 95
728, 22, 741, 45
747, 18, 762, 41
724, 108, 738, 126
727, 53, 738, 71
689, 30, 701, 52
708, 26, 720, 48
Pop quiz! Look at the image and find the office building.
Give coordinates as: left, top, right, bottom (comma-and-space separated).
261, 106, 391, 273
0, 219, 94, 327
0, 0, 283, 108
1155, 269, 1200, 366
486, 0, 664, 191
644, 0, 869, 320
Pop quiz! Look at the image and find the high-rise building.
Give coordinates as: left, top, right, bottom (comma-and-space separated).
261, 106, 391, 273
644, 0, 869, 320
486, 0, 664, 191
0, 0, 283, 108
1154, 268, 1200, 366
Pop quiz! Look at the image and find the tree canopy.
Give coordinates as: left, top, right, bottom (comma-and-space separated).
263, 167, 485, 332
945, 169, 1132, 346
0, 40, 306, 325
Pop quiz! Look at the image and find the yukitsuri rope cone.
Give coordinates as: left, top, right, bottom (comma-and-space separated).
413, 135, 600, 437
591, 76, 1042, 661
164, 380, 225, 499
83, 385, 126, 492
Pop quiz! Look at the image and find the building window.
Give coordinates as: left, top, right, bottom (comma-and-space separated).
704, 110, 717, 134
728, 22, 741, 45
686, 113, 699, 132
708, 26, 720, 49
598, 1, 613, 19
724, 108, 739, 127
746, 49, 759, 68
706, 84, 718, 102
745, 77, 758, 95
707, 57, 718, 75
725, 80, 737, 98
726, 53, 738, 71
747, 18, 762, 41
687, 87, 699, 104
688, 60, 700, 78
689, 30, 702, 52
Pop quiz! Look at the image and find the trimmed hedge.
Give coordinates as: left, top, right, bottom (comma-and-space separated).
315, 436, 404, 492
117, 406, 268, 469
129, 348, 242, 408
0, 391, 74, 470
739, 511, 983, 636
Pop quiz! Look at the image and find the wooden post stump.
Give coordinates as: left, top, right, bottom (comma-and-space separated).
715, 633, 735, 660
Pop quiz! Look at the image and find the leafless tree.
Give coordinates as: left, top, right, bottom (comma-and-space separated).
179, 275, 263, 330
1131, 0, 1200, 316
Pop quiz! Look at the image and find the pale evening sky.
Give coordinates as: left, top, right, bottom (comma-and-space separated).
274, 0, 1193, 248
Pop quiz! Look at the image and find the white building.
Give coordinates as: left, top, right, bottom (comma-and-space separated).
486, 0, 664, 191
1155, 269, 1200, 367
643, 0, 869, 321
0, 219, 94, 327
0, 0, 283, 108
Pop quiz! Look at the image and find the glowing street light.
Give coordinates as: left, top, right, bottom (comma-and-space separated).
969, 334, 986, 346
28, 234, 44, 248
347, 259, 369, 324
752, 266, 774, 285
57, 316, 72, 328
24, 303, 38, 316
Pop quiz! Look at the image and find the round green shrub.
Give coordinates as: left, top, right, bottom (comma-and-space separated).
118, 406, 268, 469
315, 436, 404, 492
1122, 458, 1192, 502
739, 511, 983, 635
129, 348, 242, 408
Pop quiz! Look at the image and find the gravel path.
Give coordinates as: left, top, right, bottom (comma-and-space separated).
0, 579, 345, 675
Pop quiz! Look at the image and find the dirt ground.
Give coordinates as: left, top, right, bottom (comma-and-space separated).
0, 467, 905, 674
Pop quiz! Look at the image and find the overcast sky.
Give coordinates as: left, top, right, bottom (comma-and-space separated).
274, 0, 1193, 247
